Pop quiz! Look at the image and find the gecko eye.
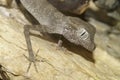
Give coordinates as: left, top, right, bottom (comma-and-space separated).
77, 28, 89, 40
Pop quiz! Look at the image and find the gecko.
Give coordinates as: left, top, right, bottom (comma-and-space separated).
20, 0, 96, 72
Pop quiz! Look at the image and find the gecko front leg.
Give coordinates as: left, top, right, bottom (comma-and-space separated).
24, 24, 61, 72
24, 25, 41, 72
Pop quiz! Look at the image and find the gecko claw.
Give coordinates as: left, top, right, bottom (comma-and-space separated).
23, 55, 38, 73
24, 49, 40, 73
27, 62, 32, 72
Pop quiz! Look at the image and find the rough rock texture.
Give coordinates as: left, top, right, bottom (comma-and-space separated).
0, 1, 120, 80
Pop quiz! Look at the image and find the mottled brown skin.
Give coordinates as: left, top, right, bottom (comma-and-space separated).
20, 0, 96, 72
48, 0, 90, 14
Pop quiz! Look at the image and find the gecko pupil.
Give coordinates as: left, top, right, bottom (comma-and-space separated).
80, 31, 86, 36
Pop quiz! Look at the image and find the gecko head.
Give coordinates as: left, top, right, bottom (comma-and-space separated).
63, 17, 96, 51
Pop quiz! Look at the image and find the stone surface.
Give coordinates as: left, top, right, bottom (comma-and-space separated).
0, 3, 120, 80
